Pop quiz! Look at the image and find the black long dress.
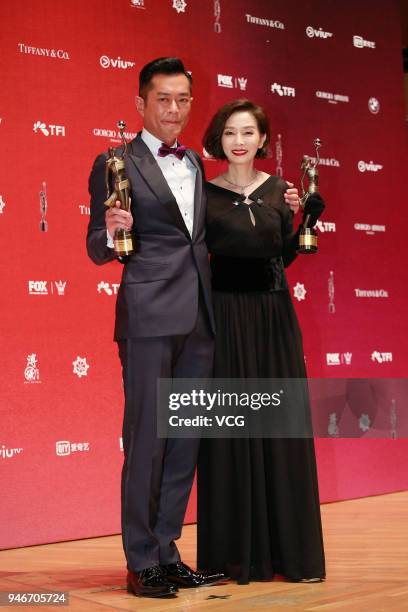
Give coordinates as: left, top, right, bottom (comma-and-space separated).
197, 176, 326, 584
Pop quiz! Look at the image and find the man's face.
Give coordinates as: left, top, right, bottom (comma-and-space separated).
137, 73, 192, 145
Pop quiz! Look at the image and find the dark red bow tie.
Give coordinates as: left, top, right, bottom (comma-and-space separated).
158, 143, 187, 160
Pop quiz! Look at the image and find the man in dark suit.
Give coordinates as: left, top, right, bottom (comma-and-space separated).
87, 57, 222, 598
87, 56, 301, 598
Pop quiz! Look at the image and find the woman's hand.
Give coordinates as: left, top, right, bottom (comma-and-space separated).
284, 182, 300, 214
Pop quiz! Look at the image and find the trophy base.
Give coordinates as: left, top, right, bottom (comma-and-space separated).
297, 228, 318, 254
114, 230, 134, 257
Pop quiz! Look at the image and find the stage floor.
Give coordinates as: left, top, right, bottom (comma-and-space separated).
1, 491, 407, 611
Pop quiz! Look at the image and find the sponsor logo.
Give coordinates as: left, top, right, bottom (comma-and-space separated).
99, 55, 135, 70
24, 354, 40, 383
293, 282, 306, 301
245, 14, 285, 29
56, 440, 90, 456
315, 221, 336, 232
130, 0, 145, 7
310, 156, 340, 167
0, 445, 23, 459
359, 413, 371, 432
173, 0, 187, 13
17, 43, 70, 60
73, 356, 90, 378
353, 35, 376, 49
33, 121, 65, 137
306, 26, 333, 39
326, 352, 352, 366
79, 204, 90, 215
371, 351, 393, 363
28, 280, 67, 296
328, 270, 335, 314
217, 74, 247, 90
354, 288, 388, 298
368, 97, 380, 114
271, 82, 295, 97
328, 413, 339, 437
354, 223, 386, 235
93, 127, 137, 144
316, 91, 349, 104
97, 281, 120, 296
0, 195, 6, 214
358, 160, 383, 173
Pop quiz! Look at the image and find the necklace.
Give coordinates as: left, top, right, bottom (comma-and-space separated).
222, 170, 258, 194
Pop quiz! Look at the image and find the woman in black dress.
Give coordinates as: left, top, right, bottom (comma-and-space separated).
197, 99, 326, 584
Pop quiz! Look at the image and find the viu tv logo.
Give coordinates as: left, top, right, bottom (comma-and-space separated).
100, 55, 135, 70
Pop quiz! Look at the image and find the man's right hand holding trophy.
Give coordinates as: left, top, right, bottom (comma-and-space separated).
297, 138, 325, 254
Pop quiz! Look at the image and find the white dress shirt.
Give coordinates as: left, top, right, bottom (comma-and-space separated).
107, 128, 196, 247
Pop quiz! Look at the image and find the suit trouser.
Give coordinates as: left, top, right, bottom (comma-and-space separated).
117, 300, 214, 572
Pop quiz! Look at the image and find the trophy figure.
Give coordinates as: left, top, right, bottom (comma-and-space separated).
298, 138, 322, 254
39, 181, 48, 232
104, 120, 134, 257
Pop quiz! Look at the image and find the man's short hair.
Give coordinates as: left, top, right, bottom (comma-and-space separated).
139, 57, 192, 98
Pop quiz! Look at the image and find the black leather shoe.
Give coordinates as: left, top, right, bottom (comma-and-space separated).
127, 566, 178, 598
161, 561, 227, 588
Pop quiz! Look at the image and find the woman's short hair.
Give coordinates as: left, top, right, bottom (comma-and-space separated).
203, 99, 270, 160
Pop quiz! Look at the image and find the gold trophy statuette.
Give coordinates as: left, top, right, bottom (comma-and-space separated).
105, 120, 134, 257
298, 138, 322, 254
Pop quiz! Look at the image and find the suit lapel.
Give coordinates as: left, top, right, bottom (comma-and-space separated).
126, 134, 191, 240
185, 149, 203, 240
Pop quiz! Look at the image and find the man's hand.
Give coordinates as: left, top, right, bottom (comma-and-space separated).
105, 200, 133, 239
284, 182, 300, 214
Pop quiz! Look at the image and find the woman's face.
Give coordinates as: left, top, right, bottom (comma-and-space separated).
221, 111, 266, 164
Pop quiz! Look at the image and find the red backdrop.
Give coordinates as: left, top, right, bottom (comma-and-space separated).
1, 0, 407, 549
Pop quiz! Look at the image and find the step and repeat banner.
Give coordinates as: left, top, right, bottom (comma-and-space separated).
1, 0, 407, 548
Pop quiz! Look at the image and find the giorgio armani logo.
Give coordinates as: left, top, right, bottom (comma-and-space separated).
315, 91, 349, 104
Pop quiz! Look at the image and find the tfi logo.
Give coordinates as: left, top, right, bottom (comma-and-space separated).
99, 55, 135, 70
316, 221, 336, 232
97, 281, 120, 296
271, 82, 295, 97
371, 351, 393, 363
306, 26, 333, 39
33, 121, 65, 137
